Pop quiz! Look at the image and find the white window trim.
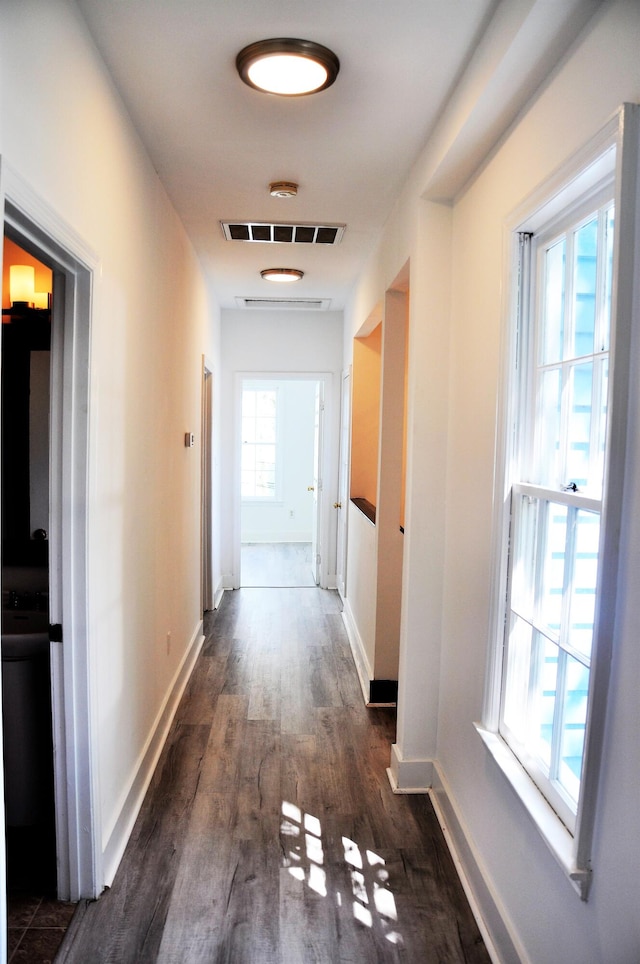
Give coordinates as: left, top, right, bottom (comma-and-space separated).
478, 104, 640, 900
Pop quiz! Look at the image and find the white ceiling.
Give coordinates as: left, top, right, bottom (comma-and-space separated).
74, 0, 601, 311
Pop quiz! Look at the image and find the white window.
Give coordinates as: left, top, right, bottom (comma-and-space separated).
502, 198, 614, 835
478, 106, 640, 899
241, 384, 280, 500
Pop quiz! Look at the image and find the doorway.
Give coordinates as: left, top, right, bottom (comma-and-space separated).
237, 375, 326, 588
2, 185, 97, 904
1, 239, 56, 895
201, 361, 214, 612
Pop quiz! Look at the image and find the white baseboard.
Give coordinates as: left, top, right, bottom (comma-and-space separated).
387, 742, 433, 792
341, 601, 373, 705
429, 763, 529, 964
101, 622, 205, 886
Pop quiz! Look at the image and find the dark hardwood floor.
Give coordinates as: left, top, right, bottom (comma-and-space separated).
58, 587, 490, 963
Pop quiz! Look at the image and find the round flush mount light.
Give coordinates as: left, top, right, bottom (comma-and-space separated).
260, 267, 304, 283
236, 38, 339, 96
269, 181, 298, 198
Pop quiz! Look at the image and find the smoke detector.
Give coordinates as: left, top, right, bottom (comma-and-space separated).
269, 181, 298, 198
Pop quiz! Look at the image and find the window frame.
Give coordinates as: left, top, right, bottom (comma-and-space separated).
477, 105, 640, 900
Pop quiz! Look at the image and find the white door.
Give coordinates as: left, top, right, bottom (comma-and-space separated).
336, 369, 351, 601
201, 364, 213, 612
310, 382, 324, 585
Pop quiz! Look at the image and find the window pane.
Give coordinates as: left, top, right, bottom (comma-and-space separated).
255, 417, 276, 444
536, 368, 561, 487
533, 635, 558, 770
566, 362, 593, 488
255, 443, 275, 469
241, 471, 255, 497
557, 655, 590, 803
241, 445, 255, 473
256, 390, 276, 417
539, 503, 567, 639
541, 239, 565, 365
572, 218, 597, 358
255, 468, 275, 497
242, 390, 256, 417
242, 416, 256, 444
567, 510, 599, 660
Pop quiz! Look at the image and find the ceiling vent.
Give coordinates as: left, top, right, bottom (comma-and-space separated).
221, 221, 345, 245
235, 296, 332, 310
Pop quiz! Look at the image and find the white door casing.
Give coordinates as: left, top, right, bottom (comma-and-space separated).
2, 165, 99, 902
336, 368, 351, 601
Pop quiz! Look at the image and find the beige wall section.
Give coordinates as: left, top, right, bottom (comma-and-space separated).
0, 0, 222, 889
350, 324, 381, 506
374, 286, 408, 680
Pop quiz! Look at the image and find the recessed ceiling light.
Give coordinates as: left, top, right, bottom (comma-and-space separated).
260, 268, 304, 283
269, 181, 298, 198
236, 39, 340, 96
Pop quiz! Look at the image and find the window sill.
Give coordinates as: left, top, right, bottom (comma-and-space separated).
474, 724, 591, 900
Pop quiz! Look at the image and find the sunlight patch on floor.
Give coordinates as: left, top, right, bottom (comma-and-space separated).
280, 801, 403, 945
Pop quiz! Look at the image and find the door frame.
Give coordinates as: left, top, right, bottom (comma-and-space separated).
336, 367, 352, 602
201, 358, 214, 613
1, 164, 99, 901
232, 371, 333, 589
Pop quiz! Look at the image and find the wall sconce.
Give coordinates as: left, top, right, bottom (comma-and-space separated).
10, 265, 35, 307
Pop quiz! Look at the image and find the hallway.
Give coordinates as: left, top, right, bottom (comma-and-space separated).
59, 587, 489, 963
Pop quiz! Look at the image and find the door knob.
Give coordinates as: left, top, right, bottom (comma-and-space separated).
307, 486, 315, 492
333, 502, 342, 509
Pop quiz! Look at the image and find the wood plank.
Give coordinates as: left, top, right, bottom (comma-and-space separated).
63, 723, 210, 963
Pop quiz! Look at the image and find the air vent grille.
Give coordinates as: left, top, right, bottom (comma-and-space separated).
235, 297, 332, 310
222, 221, 345, 245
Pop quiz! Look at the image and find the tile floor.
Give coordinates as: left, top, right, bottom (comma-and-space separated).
7, 896, 75, 963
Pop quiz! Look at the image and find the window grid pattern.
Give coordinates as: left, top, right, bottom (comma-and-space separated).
500, 201, 614, 832
241, 387, 278, 499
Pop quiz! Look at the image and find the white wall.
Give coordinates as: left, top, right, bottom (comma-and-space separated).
0, 0, 222, 898
346, 2, 640, 961
221, 309, 343, 587
241, 379, 316, 543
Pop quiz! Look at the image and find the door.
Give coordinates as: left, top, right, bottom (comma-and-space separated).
336, 369, 351, 601
201, 363, 213, 612
310, 382, 324, 586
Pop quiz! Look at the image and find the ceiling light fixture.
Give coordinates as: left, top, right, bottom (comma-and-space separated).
260, 268, 304, 283
269, 181, 298, 198
236, 39, 339, 96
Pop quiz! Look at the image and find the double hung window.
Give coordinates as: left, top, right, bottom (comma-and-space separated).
480, 107, 640, 898
502, 199, 614, 835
